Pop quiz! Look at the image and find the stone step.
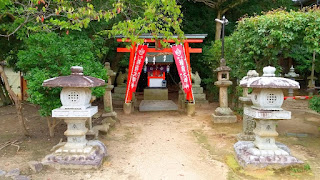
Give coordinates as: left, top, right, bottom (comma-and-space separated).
139, 100, 178, 112
144, 88, 168, 100
193, 94, 207, 101
114, 87, 127, 94
195, 100, 209, 104
192, 87, 203, 94
112, 93, 126, 99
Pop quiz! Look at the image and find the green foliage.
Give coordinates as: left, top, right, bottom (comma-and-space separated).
309, 95, 320, 113
201, 37, 235, 101
204, 8, 320, 78
0, 0, 184, 43
106, 0, 184, 46
17, 32, 107, 116
201, 8, 320, 104
0, 0, 11, 10
290, 163, 311, 173
231, 8, 320, 75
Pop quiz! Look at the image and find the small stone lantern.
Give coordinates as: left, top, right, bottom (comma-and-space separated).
284, 65, 299, 98
103, 62, 117, 117
234, 66, 302, 169
42, 66, 107, 169
212, 58, 237, 123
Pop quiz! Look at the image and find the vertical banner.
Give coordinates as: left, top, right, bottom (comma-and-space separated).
172, 44, 194, 102
125, 45, 147, 103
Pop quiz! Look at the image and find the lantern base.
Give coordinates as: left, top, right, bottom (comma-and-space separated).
42, 140, 107, 170
234, 141, 303, 169
237, 133, 255, 141
212, 108, 237, 123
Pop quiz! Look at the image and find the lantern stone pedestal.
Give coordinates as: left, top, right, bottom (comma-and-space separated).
234, 66, 303, 169
103, 84, 117, 118
104, 84, 114, 111
237, 97, 255, 141
103, 62, 117, 119
237, 70, 259, 141
42, 107, 107, 169
41, 66, 107, 169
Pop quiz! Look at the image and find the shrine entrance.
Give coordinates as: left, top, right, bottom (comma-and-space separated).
116, 34, 207, 114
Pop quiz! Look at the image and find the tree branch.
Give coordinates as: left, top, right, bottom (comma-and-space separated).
221, 0, 247, 15
0, 15, 29, 38
193, 0, 220, 9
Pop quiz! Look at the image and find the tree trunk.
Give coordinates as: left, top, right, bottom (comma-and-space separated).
110, 52, 124, 73
0, 65, 30, 136
0, 75, 12, 105
0, 80, 9, 105
46, 117, 61, 137
215, 11, 222, 41
49, 126, 55, 137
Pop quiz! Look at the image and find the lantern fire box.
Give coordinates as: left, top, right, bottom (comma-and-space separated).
41, 66, 107, 169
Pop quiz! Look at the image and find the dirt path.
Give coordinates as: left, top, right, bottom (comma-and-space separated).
104, 111, 229, 180
26, 108, 229, 180
2, 99, 319, 179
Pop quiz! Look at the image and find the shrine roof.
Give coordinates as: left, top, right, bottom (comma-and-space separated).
115, 34, 208, 40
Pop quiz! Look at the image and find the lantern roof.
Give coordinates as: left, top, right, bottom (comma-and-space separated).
285, 65, 299, 78
240, 66, 300, 89
42, 66, 105, 88
214, 58, 231, 72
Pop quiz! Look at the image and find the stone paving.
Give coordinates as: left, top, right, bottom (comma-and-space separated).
0, 168, 30, 180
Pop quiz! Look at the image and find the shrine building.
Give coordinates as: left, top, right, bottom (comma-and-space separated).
116, 34, 207, 114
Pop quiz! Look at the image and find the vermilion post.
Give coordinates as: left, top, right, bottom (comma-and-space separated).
125, 43, 136, 103
184, 42, 193, 102
184, 42, 191, 77
184, 42, 191, 68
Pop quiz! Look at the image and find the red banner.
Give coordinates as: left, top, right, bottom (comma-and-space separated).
172, 45, 194, 102
125, 45, 147, 103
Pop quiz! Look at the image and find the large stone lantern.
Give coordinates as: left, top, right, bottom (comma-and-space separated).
212, 58, 237, 123
234, 66, 302, 169
42, 66, 107, 169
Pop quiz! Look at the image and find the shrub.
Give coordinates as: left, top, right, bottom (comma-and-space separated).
17, 32, 107, 116
309, 95, 320, 113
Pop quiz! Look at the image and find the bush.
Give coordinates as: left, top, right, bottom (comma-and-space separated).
309, 95, 320, 113
202, 8, 320, 105
17, 32, 107, 116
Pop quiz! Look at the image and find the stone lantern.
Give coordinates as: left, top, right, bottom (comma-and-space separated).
284, 65, 299, 98
42, 66, 107, 169
234, 66, 302, 169
212, 58, 237, 123
103, 62, 117, 117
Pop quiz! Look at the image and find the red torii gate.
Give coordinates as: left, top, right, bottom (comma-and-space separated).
116, 34, 207, 114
